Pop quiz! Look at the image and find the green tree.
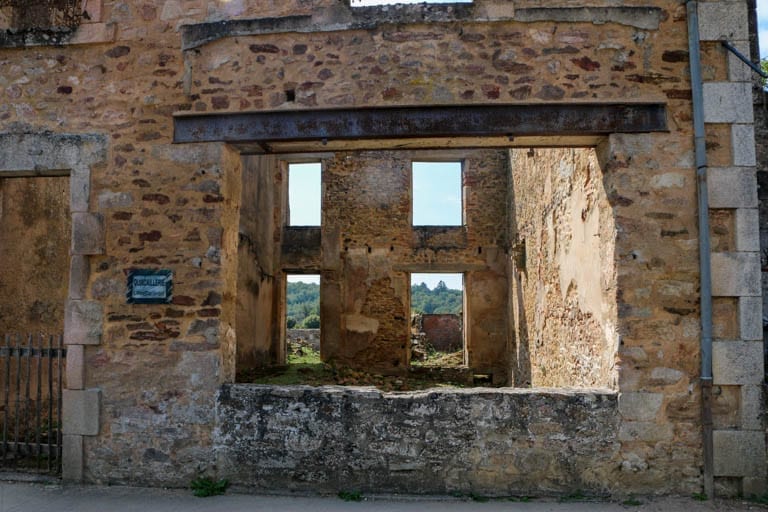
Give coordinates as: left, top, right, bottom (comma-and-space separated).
302, 314, 320, 329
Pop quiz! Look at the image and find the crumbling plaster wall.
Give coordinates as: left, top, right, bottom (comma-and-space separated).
509, 147, 617, 389
0, 0, 761, 495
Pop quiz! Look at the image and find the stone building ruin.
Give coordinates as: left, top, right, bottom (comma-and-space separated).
0, 0, 765, 499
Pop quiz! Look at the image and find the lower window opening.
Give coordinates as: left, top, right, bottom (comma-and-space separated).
409, 273, 465, 369
285, 273, 321, 367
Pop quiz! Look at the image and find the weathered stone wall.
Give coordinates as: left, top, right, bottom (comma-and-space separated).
421, 314, 462, 352
0, 176, 70, 335
0, 0, 761, 496
509, 147, 617, 389
216, 384, 620, 495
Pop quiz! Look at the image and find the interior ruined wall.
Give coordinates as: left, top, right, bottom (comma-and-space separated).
273, 150, 509, 380
0, 176, 71, 336
235, 154, 280, 370
508, 148, 617, 389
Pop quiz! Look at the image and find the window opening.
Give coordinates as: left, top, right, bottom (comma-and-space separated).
288, 162, 321, 226
412, 161, 462, 226
285, 273, 321, 366
409, 273, 464, 368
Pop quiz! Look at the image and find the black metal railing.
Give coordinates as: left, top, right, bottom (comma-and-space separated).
1, 334, 65, 475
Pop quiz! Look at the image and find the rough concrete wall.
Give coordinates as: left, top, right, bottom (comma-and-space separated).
216, 384, 619, 496
0, 177, 70, 335
509, 148, 616, 388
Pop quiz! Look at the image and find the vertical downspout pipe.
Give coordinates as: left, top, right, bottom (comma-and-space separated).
686, 0, 715, 499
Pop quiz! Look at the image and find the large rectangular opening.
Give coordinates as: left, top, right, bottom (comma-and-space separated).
409, 272, 465, 368
285, 273, 321, 362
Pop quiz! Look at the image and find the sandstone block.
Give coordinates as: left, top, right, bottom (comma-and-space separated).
70, 166, 91, 213
712, 340, 764, 385
713, 430, 765, 477
703, 82, 753, 124
735, 208, 760, 252
66, 344, 85, 390
68, 255, 90, 300
71, 212, 105, 255
743, 477, 768, 497
698, 1, 748, 41
731, 124, 756, 166
64, 300, 103, 345
62, 389, 101, 436
618, 392, 663, 421
741, 385, 763, 430
711, 252, 761, 297
618, 421, 673, 442
739, 296, 763, 341
726, 40, 754, 82
62, 434, 84, 482
708, 167, 758, 209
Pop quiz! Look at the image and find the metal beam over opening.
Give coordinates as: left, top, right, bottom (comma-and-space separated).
173, 103, 667, 152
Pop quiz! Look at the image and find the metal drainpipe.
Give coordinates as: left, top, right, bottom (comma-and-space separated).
686, 0, 715, 499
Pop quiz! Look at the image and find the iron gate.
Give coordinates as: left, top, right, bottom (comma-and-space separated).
0, 334, 65, 475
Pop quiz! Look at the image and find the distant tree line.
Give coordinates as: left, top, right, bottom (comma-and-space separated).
410, 280, 462, 315
286, 281, 320, 329
286, 279, 462, 328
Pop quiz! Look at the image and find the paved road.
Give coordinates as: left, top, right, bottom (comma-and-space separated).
1, 481, 766, 512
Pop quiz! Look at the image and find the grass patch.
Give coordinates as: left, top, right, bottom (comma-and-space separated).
190, 476, 229, 497
622, 496, 643, 506
559, 490, 587, 502
691, 492, 708, 501
338, 490, 363, 502
239, 346, 473, 391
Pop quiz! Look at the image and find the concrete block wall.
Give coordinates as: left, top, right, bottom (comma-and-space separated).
699, 0, 766, 495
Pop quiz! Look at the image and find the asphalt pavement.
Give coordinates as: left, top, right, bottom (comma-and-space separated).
1, 479, 767, 512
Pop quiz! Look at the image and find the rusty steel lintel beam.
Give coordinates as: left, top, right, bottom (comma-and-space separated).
173, 104, 667, 146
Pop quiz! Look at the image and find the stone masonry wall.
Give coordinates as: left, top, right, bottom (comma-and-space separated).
0, 0, 762, 495
509, 147, 617, 389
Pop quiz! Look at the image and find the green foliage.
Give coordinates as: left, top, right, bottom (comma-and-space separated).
301, 313, 320, 329
559, 490, 587, 502
622, 496, 643, 506
286, 317, 297, 328
411, 280, 462, 314
691, 492, 708, 501
748, 493, 768, 505
190, 477, 229, 497
286, 281, 319, 326
338, 490, 363, 502
762, 58, 768, 89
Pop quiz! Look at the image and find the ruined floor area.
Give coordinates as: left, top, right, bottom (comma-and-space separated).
238, 339, 479, 391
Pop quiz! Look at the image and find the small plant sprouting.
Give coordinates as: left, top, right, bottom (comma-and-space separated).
190, 476, 229, 498
622, 496, 643, 506
338, 490, 364, 502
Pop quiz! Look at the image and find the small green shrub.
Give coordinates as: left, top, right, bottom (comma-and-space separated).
338, 490, 363, 502
191, 476, 229, 497
692, 492, 708, 501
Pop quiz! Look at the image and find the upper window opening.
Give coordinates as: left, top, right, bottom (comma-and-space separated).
412, 161, 462, 226
351, 0, 471, 5
288, 162, 321, 226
